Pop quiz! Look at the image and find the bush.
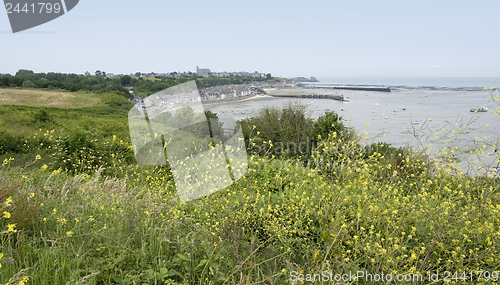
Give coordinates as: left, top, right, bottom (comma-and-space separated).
240, 102, 351, 160
240, 102, 329, 158
49, 128, 135, 176
32, 109, 51, 123
0, 131, 24, 155
312, 109, 349, 142
21, 80, 35, 88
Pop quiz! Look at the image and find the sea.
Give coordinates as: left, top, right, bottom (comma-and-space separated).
204, 77, 500, 174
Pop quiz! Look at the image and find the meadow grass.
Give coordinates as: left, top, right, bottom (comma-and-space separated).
0, 88, 102, 109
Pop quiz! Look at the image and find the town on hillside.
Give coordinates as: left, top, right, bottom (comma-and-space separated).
125, 66, 310, 104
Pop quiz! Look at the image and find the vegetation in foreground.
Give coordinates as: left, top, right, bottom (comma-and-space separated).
0, 90, 499, 284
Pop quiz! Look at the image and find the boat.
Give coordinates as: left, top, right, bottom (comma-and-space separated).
470, 107, 488, 112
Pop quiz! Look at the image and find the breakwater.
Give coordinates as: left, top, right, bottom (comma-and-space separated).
334, 86, 391, 92
305, 86, 391, 92
268, 93, 345, 101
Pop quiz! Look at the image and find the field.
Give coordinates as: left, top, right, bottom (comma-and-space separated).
0, 88, 102, 108
0, 90, 499, 285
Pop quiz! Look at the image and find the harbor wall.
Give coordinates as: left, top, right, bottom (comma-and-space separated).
268, 94, 345, 101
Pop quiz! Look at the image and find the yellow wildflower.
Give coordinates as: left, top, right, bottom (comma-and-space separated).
19, 276, 29, 285
7, 224, 17, 233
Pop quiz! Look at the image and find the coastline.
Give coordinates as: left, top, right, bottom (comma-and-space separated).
202, 93, 272, 106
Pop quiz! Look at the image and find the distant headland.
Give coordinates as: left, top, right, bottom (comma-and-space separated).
290, 76, 319, 82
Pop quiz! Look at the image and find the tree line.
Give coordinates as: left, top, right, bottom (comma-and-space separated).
0, 69, 274, 99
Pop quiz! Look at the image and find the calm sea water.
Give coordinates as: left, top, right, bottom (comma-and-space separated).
315, 77, 500, 89
204, 78, 500, 173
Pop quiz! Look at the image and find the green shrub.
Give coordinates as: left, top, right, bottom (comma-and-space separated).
311, 109, 349, 142
240, 102, 350, 159
32, 108, 52, 123
0, 131, 24, 155
21, 80, 35, 88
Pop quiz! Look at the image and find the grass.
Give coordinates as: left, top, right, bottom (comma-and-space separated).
0, 88, 102, 108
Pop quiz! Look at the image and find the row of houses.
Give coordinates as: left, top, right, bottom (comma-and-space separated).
130, 80, 292, 106
196, 66, 267, 78
198, 81, 289, 101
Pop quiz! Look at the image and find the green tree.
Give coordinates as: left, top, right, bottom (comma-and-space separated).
15, 69, 35, 78
121, 75, 132, 86
22, 80, 35, 88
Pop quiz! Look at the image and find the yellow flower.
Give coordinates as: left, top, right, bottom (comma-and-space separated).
5, 196, 12, 206
19, 276, 29, 285
41, 164, 48, 170
366, 124, 370, 127
66, 231, 74, 236
7, 224, 17, 233
35, 154, 41, 160
2, 211, 11, 219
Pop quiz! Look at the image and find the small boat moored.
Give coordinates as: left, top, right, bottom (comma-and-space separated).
470, 107, 488, 112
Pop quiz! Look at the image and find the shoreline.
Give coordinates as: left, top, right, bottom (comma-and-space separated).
202, 93, 272, 106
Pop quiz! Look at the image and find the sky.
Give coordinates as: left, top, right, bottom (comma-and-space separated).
1, 0, 499, 78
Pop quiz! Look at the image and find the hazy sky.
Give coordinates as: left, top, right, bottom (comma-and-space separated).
1, 0, 499, 78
